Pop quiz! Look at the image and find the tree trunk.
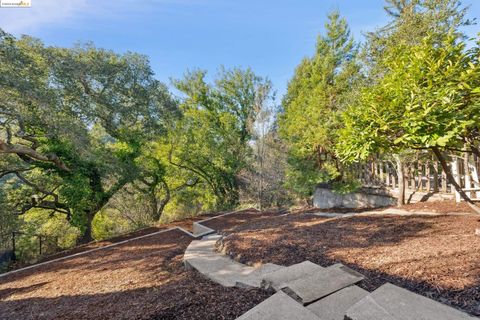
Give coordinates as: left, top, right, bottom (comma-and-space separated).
150, 195, 159, 221
470, 145, 480, 158
431, 147, 480, 214
154, 193, 170, 222
78, 211, 95, 243
395, 155, 405, 206
154, 180, 171, 222
433, 161, 439, 192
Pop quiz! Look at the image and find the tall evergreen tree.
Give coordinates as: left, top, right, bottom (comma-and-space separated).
279, 11, 360, 198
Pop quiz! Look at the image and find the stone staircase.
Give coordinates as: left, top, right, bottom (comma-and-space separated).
184, 216, 478, 320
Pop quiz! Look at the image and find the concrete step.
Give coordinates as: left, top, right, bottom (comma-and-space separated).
236, 263, 284, 288
281, 263, 364, 305
204, 260, 257, 287
345, 283, 478, 320
201, 233, 222, 241
185, 252, 255, 287
307, 285, 369, 320
184, 238, 217, 258
236, 291, 322, 320
184, 237, 255, 287
184, 235, 283, 288
192, 222, 215, 237
261, 260, 325, 290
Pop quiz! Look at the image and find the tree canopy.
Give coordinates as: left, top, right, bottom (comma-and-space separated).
278, 11, 361, 197
0, 30, 177, 242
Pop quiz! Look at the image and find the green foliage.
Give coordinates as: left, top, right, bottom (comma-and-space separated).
0, 187, 17, 253
166, 67, 273, 210
0, 30, 177, 242
16, 209, 80, 263
364, 0, 472, 80
242, 107, 292, 209
338, 32, 480, 161
161, 186, 217, 222
279, 11, 360, 198
92, 209, 132, 241
331, 179, 362, 195
284, 158, 339, 197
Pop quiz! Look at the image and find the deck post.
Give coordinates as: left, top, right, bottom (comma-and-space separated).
451, 157, 461, 202
433, 161, 439, 192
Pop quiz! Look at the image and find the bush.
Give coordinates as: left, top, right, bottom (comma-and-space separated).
16, 209, 80, 263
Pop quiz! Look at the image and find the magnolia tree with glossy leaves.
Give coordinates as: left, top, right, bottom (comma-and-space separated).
337, 32, 480, 211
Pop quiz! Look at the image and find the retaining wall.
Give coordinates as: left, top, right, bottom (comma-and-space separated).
313, 187, 396, 209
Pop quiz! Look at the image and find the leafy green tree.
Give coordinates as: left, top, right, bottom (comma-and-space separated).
365, 0, 472, 77
0, 31, 177, 242
165, 67, 273, 210
338, 32, 480, 210
279, 11, 360, 199
16, 209, 80, 263
345, 0, 475, 205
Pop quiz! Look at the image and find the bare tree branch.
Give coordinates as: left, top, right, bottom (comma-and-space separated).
0, 139, 70, 172
0, 167, 32, 179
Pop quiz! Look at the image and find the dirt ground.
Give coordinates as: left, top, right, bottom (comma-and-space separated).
0, 229, 271, 320
397, 200, 474, 214
9, 213, 221, 271
200, 208, 283, 233
219, 212, 480, 316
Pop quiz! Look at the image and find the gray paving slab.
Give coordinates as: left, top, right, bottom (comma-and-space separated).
205, 260, 256, 287
261, 260, 325, 290
307, 285, 369, 320
184, 236, 284, 288
345, 283, 478, 320
201, 233, 222, 240
236, 263, 285, 288
184, 238, 256, 287
281, 264, 364, 305
185, 250, 251, 271
327, 263, 364, 278
344, 295, 397, 320
236, 291, 321, 320
192, 222, 215, 237
183, 238, 217, 258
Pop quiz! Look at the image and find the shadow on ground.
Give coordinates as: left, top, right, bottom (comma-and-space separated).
0, 229, 271, 320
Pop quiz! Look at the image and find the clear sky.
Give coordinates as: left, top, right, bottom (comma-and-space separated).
0, 0, 479, 98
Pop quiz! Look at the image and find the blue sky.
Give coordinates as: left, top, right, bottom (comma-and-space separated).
0, 0, 479, 98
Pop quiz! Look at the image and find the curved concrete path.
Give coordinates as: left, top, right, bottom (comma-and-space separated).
184, 233, 283, 288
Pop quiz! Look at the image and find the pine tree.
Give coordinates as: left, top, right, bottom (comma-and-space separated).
279, 11, 360, 198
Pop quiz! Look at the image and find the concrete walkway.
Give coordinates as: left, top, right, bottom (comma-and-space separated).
184, 233, 283, 287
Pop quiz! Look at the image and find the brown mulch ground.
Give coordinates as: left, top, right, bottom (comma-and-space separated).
219, 212, 480, 316
0, 229, 271, 320
397, 200, 474, 214
200, 208, 284, 233
9, 213, 220, 270
290, 200, 475, 215
289, 206, 382, 214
